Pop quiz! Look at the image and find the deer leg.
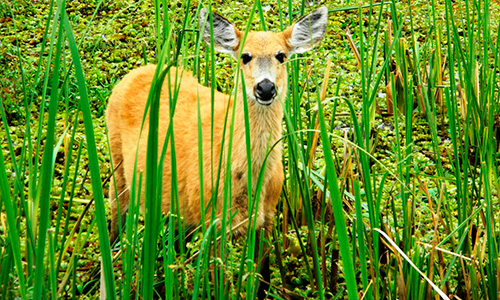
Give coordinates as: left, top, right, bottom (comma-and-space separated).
109, 159, 129, 244
256, 227, 271, 299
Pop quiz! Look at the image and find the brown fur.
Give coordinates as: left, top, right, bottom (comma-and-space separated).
106, 6, 328, 243
103, 7, 327, 299
106, 61, 284, 240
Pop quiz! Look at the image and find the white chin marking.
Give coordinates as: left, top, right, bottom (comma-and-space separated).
256, 98, 274, 106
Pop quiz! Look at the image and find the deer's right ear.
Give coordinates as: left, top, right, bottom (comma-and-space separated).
199, 8, 241, 57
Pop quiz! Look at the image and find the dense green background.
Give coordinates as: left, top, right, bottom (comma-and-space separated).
1, 0, 500, 299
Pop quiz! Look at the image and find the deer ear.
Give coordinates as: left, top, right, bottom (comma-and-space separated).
283, 7, 328, 55
199, 8, 241, 57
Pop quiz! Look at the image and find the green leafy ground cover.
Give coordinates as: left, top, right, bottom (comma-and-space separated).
1, 0, 500, 299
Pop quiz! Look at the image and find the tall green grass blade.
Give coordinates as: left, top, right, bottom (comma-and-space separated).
33, 11, 64, 298
316, 85, 357, 300
191, 220, 218, 300
353, 180, 371, 299
141, 63, 171, 300
0, 132, 27, 299
283, 113, 323, 296
58, 4, 116, 298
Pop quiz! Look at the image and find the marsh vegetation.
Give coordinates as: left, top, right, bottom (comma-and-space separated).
1, 0, 500, 299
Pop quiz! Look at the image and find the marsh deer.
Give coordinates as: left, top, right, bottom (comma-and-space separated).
102, 6, 327, 298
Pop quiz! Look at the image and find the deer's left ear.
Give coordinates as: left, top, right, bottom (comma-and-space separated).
283, 7, 328, 55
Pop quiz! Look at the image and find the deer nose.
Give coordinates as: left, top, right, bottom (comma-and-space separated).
255, 79, 276, 104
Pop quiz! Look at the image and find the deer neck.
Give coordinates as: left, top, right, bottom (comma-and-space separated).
227, 89, 284, 184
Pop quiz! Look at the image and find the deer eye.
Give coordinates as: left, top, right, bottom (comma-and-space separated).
275, 52, 286, 63
241, 53, 252, 65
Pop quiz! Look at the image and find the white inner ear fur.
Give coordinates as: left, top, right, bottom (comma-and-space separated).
288, 7, 328, 55
199, 8, 240, 57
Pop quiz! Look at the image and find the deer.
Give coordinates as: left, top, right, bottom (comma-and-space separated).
102, 6, 328, 299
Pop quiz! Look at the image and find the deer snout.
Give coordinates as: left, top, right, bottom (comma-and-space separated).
254, 79, 277, 105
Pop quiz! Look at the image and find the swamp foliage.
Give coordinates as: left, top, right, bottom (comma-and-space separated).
1, 0, 500, 299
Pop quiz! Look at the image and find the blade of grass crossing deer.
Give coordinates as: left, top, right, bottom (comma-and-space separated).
144, 4, 185, 297
141, 54, 173, 300
141, 66, 161, 298
237, 3, 266, 297
199, 3, 263, 297
171, 6, 192, 269
207, 2, 218, 209
199, 6, 223, 298
191, 220, 218, 300
285, 3, 304, 221
203, 3, 232, 249
201, 4, 226, 298
241, 71, 256, 298
241, 74, 273, 299
159, 42, 183, 300
59, 6, 117, 299
164, 70, 187, 300
123, 173, 142, 300
193, 5, 207, 238
218, 81, 237, 299
167, 79, 182, 300
155, 6, 195, 299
